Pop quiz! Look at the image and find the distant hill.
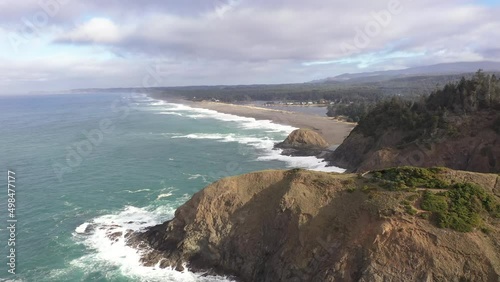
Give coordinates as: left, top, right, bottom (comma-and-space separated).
313, 61, 500, 84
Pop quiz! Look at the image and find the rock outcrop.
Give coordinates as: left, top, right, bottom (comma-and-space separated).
128, 169, 500, 282
328, 111, 500, 173
275, 129, 329, 156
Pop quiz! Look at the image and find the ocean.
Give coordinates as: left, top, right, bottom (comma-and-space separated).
0, 92, 343, 281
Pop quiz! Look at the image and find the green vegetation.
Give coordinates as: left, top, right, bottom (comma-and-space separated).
355, 71, 500, 142
406, 194, 419, 201
346, 187, 356, 193
147, 72, 500, 123
421, 191, 448, 213
372, 167, 449, 190
326, 101, 374, 122
421, 183, 500, 232
361, 185, 377, 194
371, 166, 500, 232
147, 70, 500, 125
404, 204, 418, 215
150, 82, 386, 104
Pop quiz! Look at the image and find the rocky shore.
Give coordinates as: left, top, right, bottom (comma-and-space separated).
127, 168, 500, 282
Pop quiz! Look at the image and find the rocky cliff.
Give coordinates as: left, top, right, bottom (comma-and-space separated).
328, 73, 500, 173
128, 168, 500, 282
329, 111, 500, 173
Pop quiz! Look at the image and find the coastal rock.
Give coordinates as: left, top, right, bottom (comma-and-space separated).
275, 128, 329, 156
128, 169, 500, 282
329, 111, 500, 173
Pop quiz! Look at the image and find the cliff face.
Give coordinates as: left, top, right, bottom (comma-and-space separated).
128, 169, 500, 282
329, 111, 500, 173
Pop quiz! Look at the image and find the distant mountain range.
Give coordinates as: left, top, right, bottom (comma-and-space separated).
312, 61, 500, 83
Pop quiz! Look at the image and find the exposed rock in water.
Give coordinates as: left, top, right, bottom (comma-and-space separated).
127, 169, 500, 282
275, 128, 330, 157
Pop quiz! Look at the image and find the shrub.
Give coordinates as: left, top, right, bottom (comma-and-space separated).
404, 204, 417, 215
420, 183, 500, 232
373, 167, 449, 189
361, 185, 377, 194
406, 194, 419, 202
421, 191, 448, 213
419, 213, 430, 219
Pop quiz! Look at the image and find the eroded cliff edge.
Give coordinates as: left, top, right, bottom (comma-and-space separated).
128, 168, 500, 282
328, 110, 500, 173
327, 73, 500, 173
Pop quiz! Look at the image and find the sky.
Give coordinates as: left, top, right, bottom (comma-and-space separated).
0, 0, 499, 94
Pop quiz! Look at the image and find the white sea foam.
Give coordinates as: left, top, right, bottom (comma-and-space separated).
172, 132, 344, 172
75, 222, 91, 234
173, 133, 236, 141
173, 133, 275, 150
156, 192, 173, 200
73, 205, 234, 281
124, 189, 151, 194
154, 102, 297, 133
185, 173, 210, 183
147, 98, 346, 172
138, 98, 296, 133
258, 149, 346, 173
186, 174, 205, 180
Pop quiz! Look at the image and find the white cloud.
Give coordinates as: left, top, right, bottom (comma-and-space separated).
1, 0, 500, 93
58, 18, 127, 44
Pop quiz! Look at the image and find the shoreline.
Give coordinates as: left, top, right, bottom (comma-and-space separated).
180, 100, 356, 145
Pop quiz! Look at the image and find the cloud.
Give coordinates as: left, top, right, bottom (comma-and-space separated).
57, 18, 126, 44
1, 0, 500, 93
50, 0, 500, 63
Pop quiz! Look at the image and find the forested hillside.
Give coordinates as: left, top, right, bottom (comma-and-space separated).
328, 71, 500, 173
356, 71, 500, 142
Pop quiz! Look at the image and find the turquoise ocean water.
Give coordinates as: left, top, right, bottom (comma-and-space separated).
0, 92, 343, 281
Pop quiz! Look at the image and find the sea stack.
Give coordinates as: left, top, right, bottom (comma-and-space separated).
275, 128, 329, 156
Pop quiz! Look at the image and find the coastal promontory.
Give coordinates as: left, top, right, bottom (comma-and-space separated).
128, 168, 500, 281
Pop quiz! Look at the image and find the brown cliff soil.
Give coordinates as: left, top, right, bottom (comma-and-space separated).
127, 168, 500, 282
329, 111, 500, 173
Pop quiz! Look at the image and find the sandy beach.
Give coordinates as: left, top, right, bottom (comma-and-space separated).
185, 101, 355, 145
